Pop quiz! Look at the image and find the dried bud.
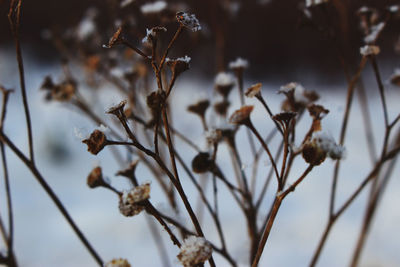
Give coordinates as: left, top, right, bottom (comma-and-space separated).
86, 166, 107, 188
82, 130, 107, 155
119, 183, 150, 217
166, 55, 191, 76
146, 91, 165, 118
215, 72, 235, 98
176, 12, 201, 32
105, 258, 131, 267
245, 83, 262, 98
187, 99, 210, 118
302, 142, 326, 166
116, 160, 139, 179
103, 27, 123, 48
192, 152, 214, 173
214, 100, 230, 117
177, 236, 212, 267
229, 105, 254, 125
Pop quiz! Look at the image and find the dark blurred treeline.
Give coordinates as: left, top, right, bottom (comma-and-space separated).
0, 0, 399, 81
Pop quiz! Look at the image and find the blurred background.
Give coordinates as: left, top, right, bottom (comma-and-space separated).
0, 0, 400, 266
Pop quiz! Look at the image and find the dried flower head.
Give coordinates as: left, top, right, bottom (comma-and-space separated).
177, 236, 212, 267
82, 130, 107, 155
107, 100, 127, 116
105, 258, 131, 267
307, 104, 329, 120
279, 82, 318, 112
302, 131, 345, 165
390, 68, 400, 87
192, 152, 214, 173
272, 112, 297, 125
245, 83, 262, 98
360, 45, 380, 56
166, 55, 191, 76
140, 1, 167, 14
176, 12, 202, 32
205, 129, 222, 145
229, 105, 254, 125
187, 99, 210, 117
104, 27, 123, 48
119, 183, 150, 217
41, 77, 76, 102
213, 100, 230, 116
87, 166, 106, 188
142, 26, 167, 44
229, 57, 249, 70
116, 160, 140, 179
215, 72, 235, 98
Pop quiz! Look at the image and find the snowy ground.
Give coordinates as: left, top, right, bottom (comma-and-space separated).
0, 48, 399, 267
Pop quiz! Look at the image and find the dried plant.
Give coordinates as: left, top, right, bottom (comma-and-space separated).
1, 1, 400, 267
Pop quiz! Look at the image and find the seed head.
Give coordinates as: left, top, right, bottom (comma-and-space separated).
245, 83, 262, 98
176, 12, 201, 32
105, 258, 131, 267
166, 55, 191, 76
82, 130, 107, 155
187, 99, 210, 118
177, 236, 212, 267
215, 72, 235, 98
107, 100, 127, 116
213, 100, 230, 116
192, 152, 214, 173
87, 166, 107, 189
119, 183, 150, 217
229, 105, 254, 125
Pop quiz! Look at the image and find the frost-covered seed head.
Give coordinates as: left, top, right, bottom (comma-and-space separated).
229, 57, 249, 70
312, 131, 345, 159
215, 72, 235, 98
360, 45, 380, 56
166, 55, 191, 75
119, 183, 150, 217
105, 258, 131, 267
176, 12, 202, 32
177, 236, 212, 267
140, 1, 167, 14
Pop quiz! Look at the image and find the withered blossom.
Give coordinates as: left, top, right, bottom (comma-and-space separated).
245, 83, 262, 98
82, 130, 107, 155
87, 166, 106, 188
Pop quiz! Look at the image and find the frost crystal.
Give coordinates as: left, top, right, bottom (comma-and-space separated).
305, 0, 329, 8
105, 258, 131, 267
360, 45, 380, 56
229, 57, 249, 70
119, 183, 150, 217
140, 1, 167, 14
364, 22, 385, 44
176, 12, 202, 32
312, 131, 345, 160
177, 236, 212, 267
215, 72, 235, 87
